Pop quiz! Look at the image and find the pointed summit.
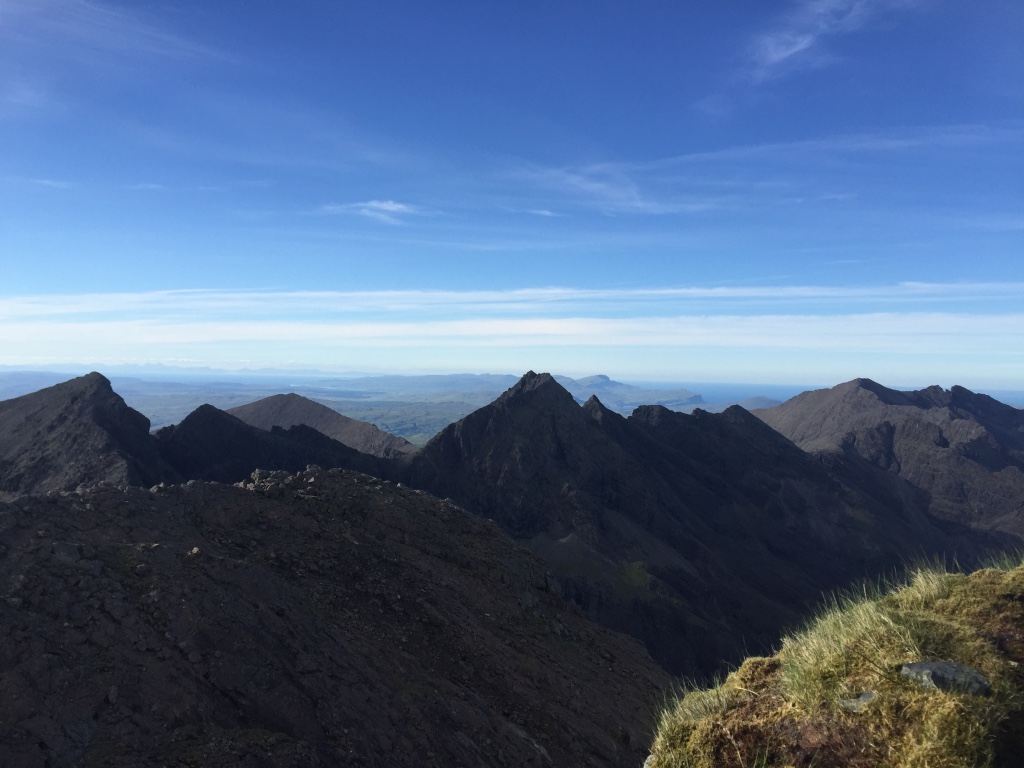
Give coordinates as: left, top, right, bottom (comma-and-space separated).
406, 370, 593, 539
0, 373, 177, 497
497, 370, 570, 402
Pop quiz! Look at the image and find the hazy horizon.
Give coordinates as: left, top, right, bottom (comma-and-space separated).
3, 363, 1023, 404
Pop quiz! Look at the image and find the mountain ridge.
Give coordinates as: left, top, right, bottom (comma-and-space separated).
403, 372, 1013, 675
1, 371, 1020, 682
754, 378, 1024, 535
227, 393, 417, 458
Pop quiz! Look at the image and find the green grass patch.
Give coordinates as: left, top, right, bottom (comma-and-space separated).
648, 558, 1024, 768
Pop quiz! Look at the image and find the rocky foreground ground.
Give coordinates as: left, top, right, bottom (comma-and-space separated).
0, 468, 670, 768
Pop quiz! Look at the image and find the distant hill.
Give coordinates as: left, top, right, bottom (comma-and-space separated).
402, 372, 1007, 675
0, 372, 178, 499
0, 374, 391, 495
753, 378, 1024, 536
153, 404, 384, 484
227, 393, 416, 458
554, 374, 702, 411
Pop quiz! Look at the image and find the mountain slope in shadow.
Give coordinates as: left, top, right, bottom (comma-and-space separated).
754, 378, 1024, 536
153, 404, 385, 484
404, 372, 1013, 675
0, 468, 669, 767
0, 372, 179, 499
227, 393, 417, 458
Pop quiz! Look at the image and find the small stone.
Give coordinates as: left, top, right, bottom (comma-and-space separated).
107, 685, 118, 704
900, 661, 992, 696
839, 691, 876, 713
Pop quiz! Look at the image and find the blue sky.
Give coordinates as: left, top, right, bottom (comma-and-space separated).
1, 0, 1021, 387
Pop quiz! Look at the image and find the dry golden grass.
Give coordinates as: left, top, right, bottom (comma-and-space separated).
649, 560, 1024, 768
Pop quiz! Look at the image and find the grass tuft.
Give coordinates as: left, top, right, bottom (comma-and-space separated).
648, 557, 1024, 768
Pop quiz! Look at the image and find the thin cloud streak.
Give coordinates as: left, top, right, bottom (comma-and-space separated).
29, 178, 78, 189
511, 124, 1018, 217
1, 283, 1022, 321
1, 314, 1020, 359
1, 0, 227, 64
316, 200, 424, 225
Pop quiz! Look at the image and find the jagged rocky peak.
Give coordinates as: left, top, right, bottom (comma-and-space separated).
478, 371, 584, 421
0, 372, 177, 498
500, 370, 564, 399
49, 371, 152, 432
580, 393, 610, 416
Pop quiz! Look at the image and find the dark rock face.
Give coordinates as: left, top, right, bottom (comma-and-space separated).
0, 373, 178, 499
153, 404, 386, 484
0, 469, 669, 767
404, 373, 1003, 676
227, 393, 417, 459
753, 379, 1024, 536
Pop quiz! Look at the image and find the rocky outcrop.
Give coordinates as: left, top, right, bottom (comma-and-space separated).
0, 372, 178, 499
227, 393, 417, 458
753, 379, 1024, 536
0, 469, 669, 767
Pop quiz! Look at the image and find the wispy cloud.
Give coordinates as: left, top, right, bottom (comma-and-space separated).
516, 163, 724, 216
1, 0, 225, 64
2, 313, 1019, 351
513, 124, 1019, 217
2, 285, 1019, 385
29, 178, 78, 189
316, 200, 425, 225
500, 207, 564, 218
0, 0, 230, 128
1, 283, 1019, 322
749, 0, 917, 81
